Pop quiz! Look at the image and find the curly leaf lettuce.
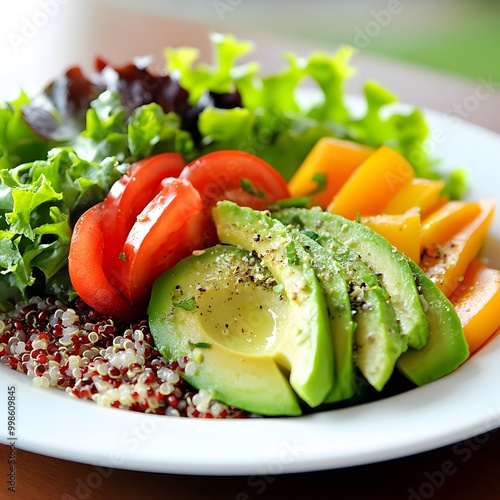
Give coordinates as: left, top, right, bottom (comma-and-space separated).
166, 33, 255, 104
127, 104, 194, 160
0, 148, 122, 307
167, 34, 438, 183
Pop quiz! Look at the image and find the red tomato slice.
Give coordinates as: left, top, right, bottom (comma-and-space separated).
102, 153, 185, 284
179, 150, 290, 246
180, 150, 290, 209
117, 178, 204, 303
68, 203, 145, 321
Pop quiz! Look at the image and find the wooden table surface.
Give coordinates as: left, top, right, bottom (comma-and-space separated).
2, 3, 500, 499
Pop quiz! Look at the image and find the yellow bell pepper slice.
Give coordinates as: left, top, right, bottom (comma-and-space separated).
383, 178, 446, 217
361, 210, 421, 263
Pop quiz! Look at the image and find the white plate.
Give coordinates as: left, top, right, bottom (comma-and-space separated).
1, 104, 500, 476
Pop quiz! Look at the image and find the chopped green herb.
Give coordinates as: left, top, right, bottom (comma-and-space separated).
363, 275, 378, 287
189, 341, 212, 348
302, 230, 319, 241
119, 252, 127, 262
173, 297, 196, 311
286, 242, 300, 265
308, 172, 328, 195
271, 196, 312, 209
355, 212, 362, 223
290, 214, 304, 228
240, 178, 265, 198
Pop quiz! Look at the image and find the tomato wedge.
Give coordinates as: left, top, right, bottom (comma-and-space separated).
68, 203, 144, 321
180, 150, 290, 245
181, 150, 290, 209
116, 178, 204, 303
102, 153, 185, 284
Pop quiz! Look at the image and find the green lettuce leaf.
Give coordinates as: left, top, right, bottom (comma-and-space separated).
127, 103, 194, 160
73, 90, 129, 163
0, 92, 53, 169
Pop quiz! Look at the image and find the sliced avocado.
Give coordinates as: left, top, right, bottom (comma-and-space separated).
275, 210, 405, 391
213, 201, 333, 408
397, 261, 470, 385
274, 208, 429, 351
289, 228, 357, 403
317, 233, 404, 391
149, 245, 302, 416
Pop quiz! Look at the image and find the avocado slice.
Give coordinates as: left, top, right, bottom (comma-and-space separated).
213, 201, 334, 408
149, 245, 302, 416
274, 208, 429, 351
289, 228, 357, 403
397, 261, 470, 385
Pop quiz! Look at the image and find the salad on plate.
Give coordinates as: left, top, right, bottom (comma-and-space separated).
1, 34, 499, 419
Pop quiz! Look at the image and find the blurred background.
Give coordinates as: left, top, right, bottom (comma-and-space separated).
1, 0, 499, 130
106, 0, 500, 83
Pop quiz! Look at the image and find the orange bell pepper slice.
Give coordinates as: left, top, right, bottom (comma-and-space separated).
422, 195, 449, 220
450, 259, 500, 355
420, 201, 481, 251
328, 146, 415, 219
287, 137, 373, 209
420, 199, 496, 297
